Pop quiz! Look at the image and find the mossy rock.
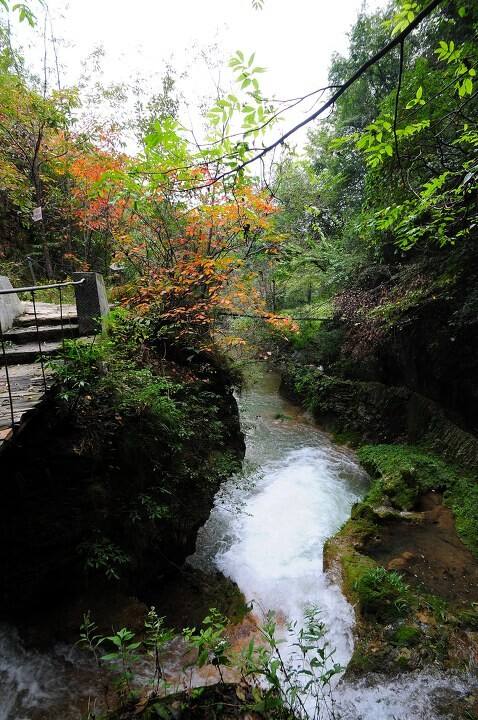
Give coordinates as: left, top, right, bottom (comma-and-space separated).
354, 567, 411, 622
390, 624, 421, 647
357, 444, 478, 557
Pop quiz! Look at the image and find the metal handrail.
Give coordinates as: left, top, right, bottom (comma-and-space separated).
0, 278, 85, 295
0, 277, 86, 438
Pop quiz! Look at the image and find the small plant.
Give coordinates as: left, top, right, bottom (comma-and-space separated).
144, 607, 175, 694
423, 594, 450, 623
239, 607, 342, 720
128, 494, 170, 525
183, 608, 231, 684
355, 566, 410, 620
49, 339, 104, 403
101, 627, 142, 700
78, 611, 105, 666
78, 536, 130, 581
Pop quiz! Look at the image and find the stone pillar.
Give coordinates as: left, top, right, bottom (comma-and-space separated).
72, 272, 109, 336
0, 276, 23, 332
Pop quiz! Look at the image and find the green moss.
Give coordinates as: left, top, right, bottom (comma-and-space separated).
354, 567, 411, 621
445, 475, 478, 557
357, 443, 478, 558
333, 429, 362, 448
348, 642, 383, 674
391, 625, 420, 646
341, 548, 377, 597
358, 444, 457, 510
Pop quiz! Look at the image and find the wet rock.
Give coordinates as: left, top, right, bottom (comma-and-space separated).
387, 557, 408, 571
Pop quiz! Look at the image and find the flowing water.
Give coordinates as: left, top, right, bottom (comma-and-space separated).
190, 369, 368, 670
0, 367, 476, 718
190, 368, 477, 718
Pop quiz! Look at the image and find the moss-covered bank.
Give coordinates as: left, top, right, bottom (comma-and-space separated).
324, 444, 478, 678
281, 362, 478, 680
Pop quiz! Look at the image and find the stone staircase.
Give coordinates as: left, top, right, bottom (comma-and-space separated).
0, 272, 110, 449
0, 301, 78, 367
0, 301, 80, 446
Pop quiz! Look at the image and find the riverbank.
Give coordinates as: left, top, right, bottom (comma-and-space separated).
280, 361, 478, 699
0, 311, 245, 623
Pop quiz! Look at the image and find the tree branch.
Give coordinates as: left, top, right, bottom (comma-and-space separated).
192, 0, 447, 190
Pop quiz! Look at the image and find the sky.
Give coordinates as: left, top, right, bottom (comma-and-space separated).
13, 0, 387, 152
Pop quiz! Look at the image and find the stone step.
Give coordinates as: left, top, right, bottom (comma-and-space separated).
14, 301, 77, 328
3, 323, 79, 344
0, 340, 64, 366
0, 363, 53, 448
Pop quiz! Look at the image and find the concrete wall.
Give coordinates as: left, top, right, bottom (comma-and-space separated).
72, 272, 109, 335
0, 276, 23, 332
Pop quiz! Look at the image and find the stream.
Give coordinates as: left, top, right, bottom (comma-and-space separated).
0, 368, 476, 719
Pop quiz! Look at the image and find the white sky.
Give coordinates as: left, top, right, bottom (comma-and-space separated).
13, 0, 387, 152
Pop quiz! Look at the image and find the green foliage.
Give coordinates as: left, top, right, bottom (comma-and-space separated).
269, 0, 478, 386
239, 607, 342, 720
354, 566, 410, 620
0, 0, 37, 26
48, 340, 104, 402
144, 607, 175, 694
288, 322, 342, 363
51, 312, 187, 435
358, 444, 456, 509
101, 627, 142, 700
387, 1, 419, 37
183, 608, 231, 682
78, 611, 104, 666
423, 594, 450, 623
80, 606, 340, 719
446, 473, 478, 557
128, 494, 170, 525
78, 536, 130, 581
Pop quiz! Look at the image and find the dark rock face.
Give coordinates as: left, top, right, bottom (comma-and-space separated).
339, 250, 478, 435
374, 297, 478, 435
280, 366, 478, 468
0, 362, 244, 619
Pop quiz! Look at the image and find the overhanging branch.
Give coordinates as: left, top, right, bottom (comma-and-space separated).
193, 0, 447, 189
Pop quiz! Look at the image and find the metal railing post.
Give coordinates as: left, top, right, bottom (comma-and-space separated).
31, 290, 47, 392
59, 285, 65, 348
0, 321, 15, 431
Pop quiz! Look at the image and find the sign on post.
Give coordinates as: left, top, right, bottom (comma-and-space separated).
32, 207, 43, 222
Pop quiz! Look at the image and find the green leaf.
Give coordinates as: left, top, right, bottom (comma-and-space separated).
101, 652, 120, 661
